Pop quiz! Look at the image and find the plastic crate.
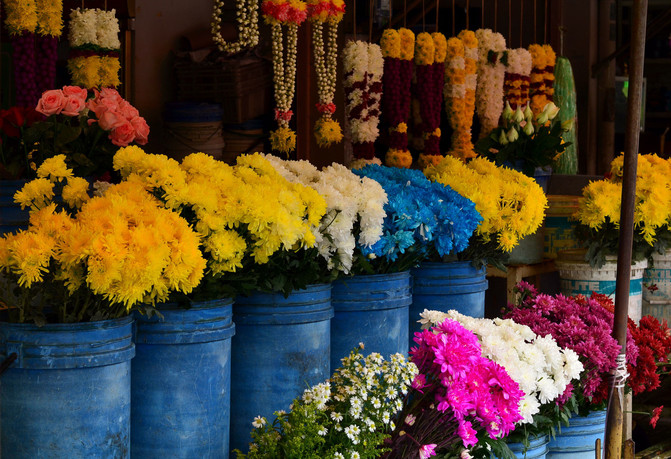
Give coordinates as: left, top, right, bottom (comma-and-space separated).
175, 56, 272, 124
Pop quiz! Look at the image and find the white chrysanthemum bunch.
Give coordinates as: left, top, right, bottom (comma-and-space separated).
474, 29, 506, 138
264, 155, 387, 273
69, 8, 120, 49
211, 0, 259, 54
419, 309, 583, 425
343, 40, 384, 168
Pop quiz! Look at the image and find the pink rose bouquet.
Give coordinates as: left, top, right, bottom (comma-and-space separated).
10, 85, 150, 179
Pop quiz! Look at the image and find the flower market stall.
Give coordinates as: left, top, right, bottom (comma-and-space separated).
0, 0, 669, 458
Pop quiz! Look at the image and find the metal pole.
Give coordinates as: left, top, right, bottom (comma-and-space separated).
605, 0, 647, 458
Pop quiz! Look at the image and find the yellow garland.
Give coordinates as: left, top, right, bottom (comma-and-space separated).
459, 30, 478, 159
314, 118, 343, 147
3, 0, 38, 34
269, 125, 297, 154
445, 36, 473, 161
432, 33, 447, 63
35, 0, 63, 37
399, 28, 415, 61
380, 29, 401, 58
67, 55, 121, 88
417, 152, 444, 170
529, 44, 548, 115
385, 149, 413, 168
414, 32, 435, 66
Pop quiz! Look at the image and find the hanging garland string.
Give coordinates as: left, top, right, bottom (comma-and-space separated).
211, 0, 260, 54
381, 28, 415, 168
308, 0, 346, 148
503, 47, 532, 109
474, 28, 506, 138
262, 0, 308, 154
67, 8, 122, 88
416, 32, 446, 169
444, 35, 468, 160
343, 40, 384, 168
35, 0, 64, 94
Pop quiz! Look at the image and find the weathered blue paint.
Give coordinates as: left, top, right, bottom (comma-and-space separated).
547, 410, 606, 459
331, 271, 410, 370
0, 179, 29, 235
230, 284, 333, 453
131, 297, 235, 458
410, 262, 488, 342
0, 316, 134, 458
497, 435, 549, 459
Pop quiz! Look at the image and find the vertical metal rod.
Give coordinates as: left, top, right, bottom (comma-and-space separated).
423, 0, 426, 31
605, 0, 648, 458
482, 0, 485, 28
544, 0, 548, 43
493, 0, 497, 31
435, 0, 439, 31
353, 0, 357, 40
520, 0, 524, 47
370, 0, 374, 41
533, 0, 537, 42
466, 0, 470, 30
404, 0, 407, 27
509, 0, 512, 39
452, 0, 456, 36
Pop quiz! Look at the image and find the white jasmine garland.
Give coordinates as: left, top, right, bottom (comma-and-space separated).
419, 309, 584, 425
475, 29, 506, 137
210, 0, 259, 54
68, 8, 120, 49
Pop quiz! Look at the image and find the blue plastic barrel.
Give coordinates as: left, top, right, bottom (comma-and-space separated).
410, 262, 488, 341
547, 410, 606, 458
499, 435, 549, 459
0, 316, 135, 458
0, 179, 29, 235
331, 271, 410, 369
230, 284, 333, 453
131, 298, 235, 458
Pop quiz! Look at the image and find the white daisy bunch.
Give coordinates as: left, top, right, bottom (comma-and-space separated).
68, 8, 120, 49
210, 0, 259, 54
263, 155, 387, 273
474, 28, 506, 138
343, 40, 384, 166
419, 309, 583, 425
237, 346, 417, 459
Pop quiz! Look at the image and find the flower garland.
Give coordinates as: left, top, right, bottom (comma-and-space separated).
262, 0, 308, 154
416, 33, 446, 169
474, 29, 506, 138
342, 40, 384, 168
529, 44, 557, 115
3, 0, 63, 107
67, 8, 122, 88
211, 0, 260, 54
444, 36, 470, 161
308, 0, 345, 148
503, 47, 532, 109
381, 28, 415, 168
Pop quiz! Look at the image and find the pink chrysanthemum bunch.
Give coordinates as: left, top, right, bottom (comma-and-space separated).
382, 319, 524, 458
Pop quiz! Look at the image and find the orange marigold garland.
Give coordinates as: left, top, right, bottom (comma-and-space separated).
503, 48, 532, 110
381, 28, 415, 168
308, 0, 345, 148
444, 36, 471, 160
416, 33, 446, 170
262, 0, 308, 154
529, 44, 556, 116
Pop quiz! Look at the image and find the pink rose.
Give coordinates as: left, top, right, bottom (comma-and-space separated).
109, 120, 136, 146
130, 116, 149, 145
61, 96, 86, 117
98, 88, 123, 104
88, 96, 119, 119
62, 86, 88, 102
98, 110, 126, 131
36, 89, 66, 116
118, 100, 140, 120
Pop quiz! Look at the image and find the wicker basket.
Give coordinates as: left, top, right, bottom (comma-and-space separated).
175, 56, 272, 124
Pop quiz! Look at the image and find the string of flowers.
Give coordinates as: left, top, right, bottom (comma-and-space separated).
67, 8, 122, 88
262, 0, 308, 154
415, 33, 446, 170
381, 28, 415, 168
474, 29, 507, 139
342, 41, 384, 168
308, 0, 346, 147
444, 36, 469, 161
457, 30, 479, 160
34, 0, 64, 97
4, 0, 41, 107
210, 0, 260, 54
503, 47, 532, 109
529, 44, 557, 116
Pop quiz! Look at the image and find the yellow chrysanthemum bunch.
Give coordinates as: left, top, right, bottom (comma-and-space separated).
425, 156, 547, 251
113, 147, 326, 273
575, 154, 671, 246
1, 156, 206, 323
3, 0, 38, 34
